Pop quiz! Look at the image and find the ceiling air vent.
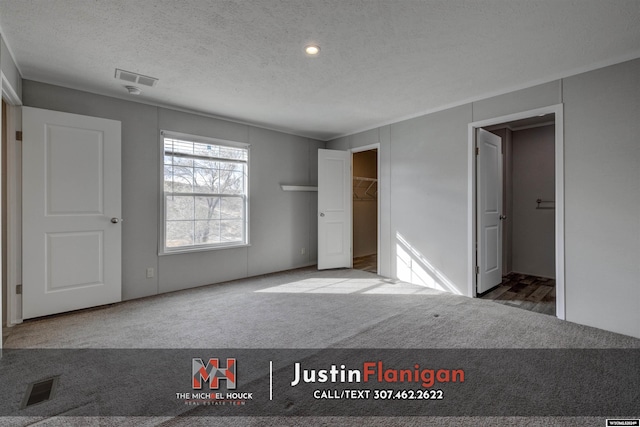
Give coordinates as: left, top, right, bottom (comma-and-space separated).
115, 69, 158, 87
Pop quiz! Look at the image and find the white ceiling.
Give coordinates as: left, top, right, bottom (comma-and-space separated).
1, 0, 639, 141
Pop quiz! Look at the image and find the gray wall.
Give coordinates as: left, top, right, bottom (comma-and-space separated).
390, 105, 470, 293
511, 125, 555, 278
563, 60, 640, 338
353, 150, 377, 257
22, 80, 323, 299
328, 59, 640, 339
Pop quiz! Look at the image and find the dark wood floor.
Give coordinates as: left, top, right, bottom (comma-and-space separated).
353, 254, 377, 274
479, 272, 556, 316
352, 260, 555, 316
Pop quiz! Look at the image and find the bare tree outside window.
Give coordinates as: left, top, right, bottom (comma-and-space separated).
163, 135, 248, 250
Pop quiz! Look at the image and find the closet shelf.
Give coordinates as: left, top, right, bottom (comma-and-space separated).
280, 185, 318, 192
353, 176, 377, 200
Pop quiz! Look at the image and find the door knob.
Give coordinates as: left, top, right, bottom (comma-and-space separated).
319, 212, 325, 217
111, 218, 123, 224
499, 215, 507, 220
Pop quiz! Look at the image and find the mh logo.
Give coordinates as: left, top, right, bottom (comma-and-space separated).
192, 358, 237, 390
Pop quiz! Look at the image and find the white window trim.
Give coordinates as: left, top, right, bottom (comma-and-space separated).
159, 130, 250, 255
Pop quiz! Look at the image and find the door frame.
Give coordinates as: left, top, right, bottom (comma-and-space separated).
1, 72, 22, 329
467, 104, 565, 319
351, 143, 381, 274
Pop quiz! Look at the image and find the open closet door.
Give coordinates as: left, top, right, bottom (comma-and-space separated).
477, 128, 503, 294
317, 149, 351, 270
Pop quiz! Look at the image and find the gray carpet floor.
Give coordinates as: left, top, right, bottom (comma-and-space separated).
1, 266, 638, 426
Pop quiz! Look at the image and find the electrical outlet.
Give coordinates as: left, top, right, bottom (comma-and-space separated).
301, 247, 306, 255
146, 268, 154, 278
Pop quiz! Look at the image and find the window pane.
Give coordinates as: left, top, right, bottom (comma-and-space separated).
164, 156, 193, 167
195, 220, 220, 245
193, 168, 218, 193
220, 197, 243, 220
163, 134, 248, 251
219, 146, 247, 161
219, 161, 243, 173
164, 165, 174, 192
167, 166, 194, 193
195, 196, 221, 220
221, 220, 243, 242
219, 170, 244, 195
193, 157, 216, 169
166, 195, 194, 221
166, 221, 194, 248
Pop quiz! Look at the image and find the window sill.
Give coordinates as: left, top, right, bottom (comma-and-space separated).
159, 243, 250, 256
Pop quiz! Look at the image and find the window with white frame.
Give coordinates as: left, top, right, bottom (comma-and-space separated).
162, 131, 249, 252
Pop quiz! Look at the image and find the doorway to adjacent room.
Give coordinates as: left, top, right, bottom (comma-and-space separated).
469, 105, 564, 318
352, 146, 378, 274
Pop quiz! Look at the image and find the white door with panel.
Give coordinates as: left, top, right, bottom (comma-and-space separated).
317, 149, 352, 270
477, 128, 503, 294
22, 107, 122, 319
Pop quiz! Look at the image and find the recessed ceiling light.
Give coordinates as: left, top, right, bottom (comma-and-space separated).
305, 45, 320, 55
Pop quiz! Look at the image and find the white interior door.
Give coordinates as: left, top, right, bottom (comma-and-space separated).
477, 128, 503, 294
318, 149, 351, 270
22, 107, 121, 319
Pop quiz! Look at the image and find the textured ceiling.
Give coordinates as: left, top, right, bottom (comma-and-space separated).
1, 0, 639, 140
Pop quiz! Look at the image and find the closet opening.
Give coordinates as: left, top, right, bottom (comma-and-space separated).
474, 111, 560, 317
352, 147, 378, 274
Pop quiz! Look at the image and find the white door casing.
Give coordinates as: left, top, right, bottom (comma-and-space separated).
318, 149, 352, 270
468, 104, 564, 318
22, 107, 121, 319
476, 128, 503, 294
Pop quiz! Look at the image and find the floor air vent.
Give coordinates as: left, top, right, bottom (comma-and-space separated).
22, 376, 59, 408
